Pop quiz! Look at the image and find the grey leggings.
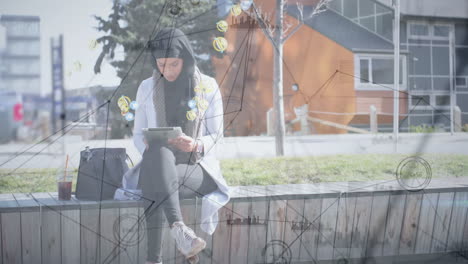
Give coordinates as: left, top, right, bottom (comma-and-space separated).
139, 141, 218, 263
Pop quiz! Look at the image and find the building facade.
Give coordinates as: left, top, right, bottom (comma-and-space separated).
0, 15, 41, 95
214, 0, 468, 135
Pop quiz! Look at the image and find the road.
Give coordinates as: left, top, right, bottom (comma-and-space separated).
0, 133, 467, 169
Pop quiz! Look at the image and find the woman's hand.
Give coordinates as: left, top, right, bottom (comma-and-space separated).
168, 134, 197, 152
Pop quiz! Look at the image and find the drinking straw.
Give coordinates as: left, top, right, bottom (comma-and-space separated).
64, 154, 69, 181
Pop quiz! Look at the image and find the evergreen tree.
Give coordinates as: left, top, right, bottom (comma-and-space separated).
93, 0, 221, 138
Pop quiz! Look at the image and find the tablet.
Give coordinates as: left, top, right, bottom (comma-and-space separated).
142, 127, 183, 142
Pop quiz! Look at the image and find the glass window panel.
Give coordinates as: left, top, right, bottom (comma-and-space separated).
372, 58, 393, 84
411, 95, 430, 106
360, 17, 375, 32
433, 77, 450, 91
456, 48, 468, 75
435, 95, 450, 106
371, 58, 403, 84
433, 111, 450, 126
410, 23, 429, 36
409, 46, 431, 75
409, 77, 432, 91
432, 47, 450, 75
329, 0, 342, 14
376, 3, 391, 14
400, 21, 407, 43
360, 59, 369, 83
455, 23, 468, 46
456, 77, 466, 86
359, 0, 375, 17
431, 40, 449, 45
410, 110, 433, 126
6, 40, 39, 56
3, 21, 39, 37
376, 14, 393, 40
457, 95, 468, 112
433, 25, 450, 37
408, 39, 431, 44
344, 0, 358, 19
9, 61, 40, 75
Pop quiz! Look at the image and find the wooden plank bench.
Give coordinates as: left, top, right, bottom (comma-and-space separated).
1, 178, 468, 264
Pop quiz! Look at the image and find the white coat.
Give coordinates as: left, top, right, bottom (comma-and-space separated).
117, 72, 231, 235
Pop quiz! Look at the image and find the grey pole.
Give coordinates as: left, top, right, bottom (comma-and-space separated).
393, 0, 400, 152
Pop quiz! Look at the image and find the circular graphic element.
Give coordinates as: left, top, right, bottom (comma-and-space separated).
396, 156, 432, 192
125, 112, 135, 122
240, 0, 253, 11
230, 4, 242, 16
186, 109, 197, 121
129, 101, 139, 110
188, 99, 197, 109
113, 214, 146, 247
213, 37, 228, 53
168, 3, 182, 16
262, 240, 292, 264
216, 20, 228, 32
196, 98, 209, 111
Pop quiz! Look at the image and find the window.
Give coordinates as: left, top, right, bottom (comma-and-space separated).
356, 55, 405, 90
329, 0, 393, 41
3, 21, 39, 37
432, 47, 450, 75
456, 77, 467, 87
435, 95, 450, 107
433, 25, 450, 37
329, 0, 342, 13
372, 58, 398, 84
411, 95, 430, 106
359, 59, 369, 83
410, 24, 429, 36
359, 0, 375, 17
408, 22, 452, 39
409, 46, 431, 75
410, 94, 452, 109
343, 0, 358, 19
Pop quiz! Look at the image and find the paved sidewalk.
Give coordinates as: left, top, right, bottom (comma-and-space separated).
0, 133, 467, 169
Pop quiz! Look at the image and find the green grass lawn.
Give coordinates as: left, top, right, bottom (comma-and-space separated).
1, 154, 467, 194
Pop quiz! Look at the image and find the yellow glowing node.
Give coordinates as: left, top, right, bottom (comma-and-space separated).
231, 4, 242, 16
213, 37, 228, 53
202, 83, 214, 93
196, 82, 214, 93
186, 110, 197, 121
197, 98, 209, 111
118, 95, 132, 115
216, 20, 228, 32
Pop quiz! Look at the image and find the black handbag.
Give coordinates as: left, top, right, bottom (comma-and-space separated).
75, 147, 131, 201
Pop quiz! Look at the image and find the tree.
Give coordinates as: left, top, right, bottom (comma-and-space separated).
246, 0, 331, 156
93, 0, 220, 138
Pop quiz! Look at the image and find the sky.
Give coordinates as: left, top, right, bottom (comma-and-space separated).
0, 0, 123, 95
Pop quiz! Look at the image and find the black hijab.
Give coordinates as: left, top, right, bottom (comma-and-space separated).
149, 28, 197, 128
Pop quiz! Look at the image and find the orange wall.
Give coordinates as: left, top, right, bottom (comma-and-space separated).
352, 90, 409, 124
212, 3, 356, 136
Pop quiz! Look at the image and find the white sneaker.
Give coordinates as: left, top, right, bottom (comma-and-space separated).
170, 221, 206, 258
